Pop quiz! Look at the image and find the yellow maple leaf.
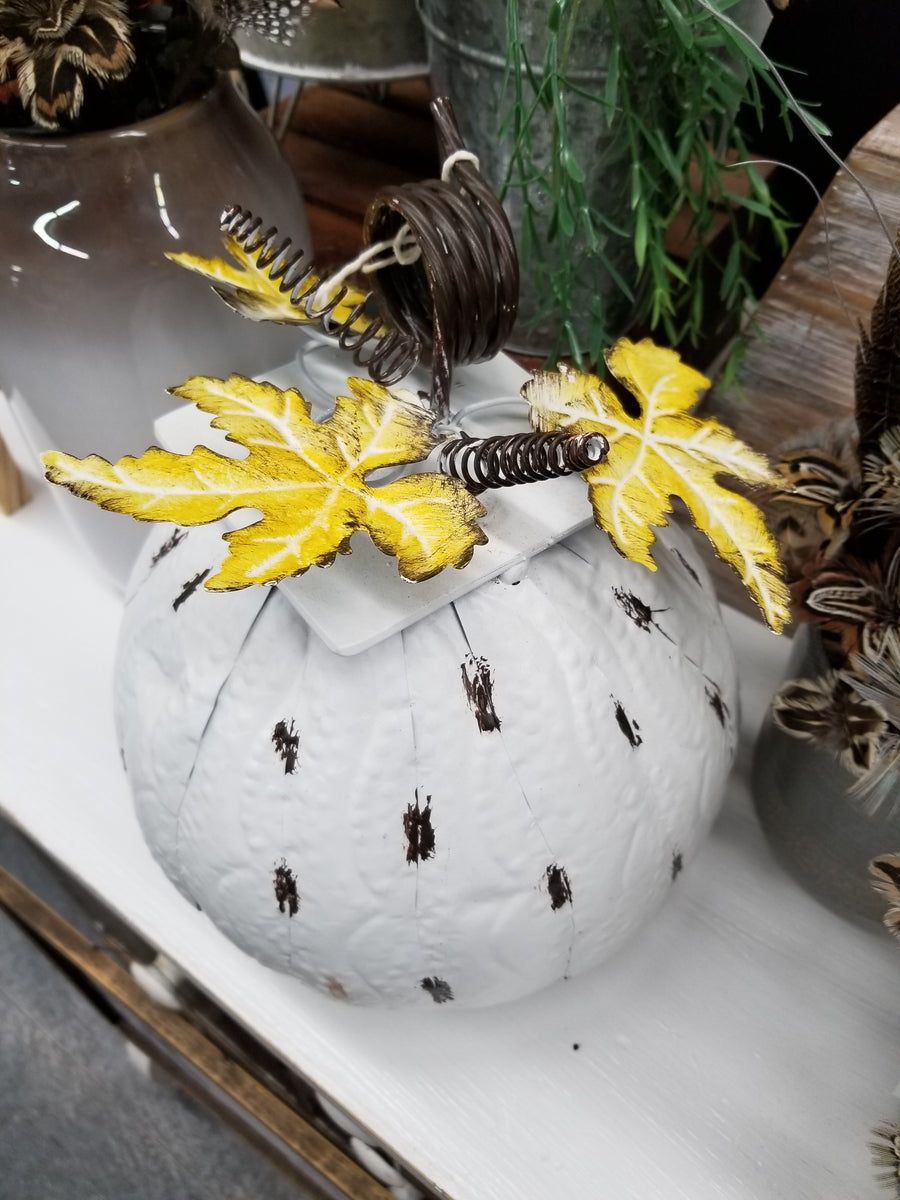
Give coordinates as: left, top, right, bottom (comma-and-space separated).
523, 337, 789, 632
42, 375, 487, 588
167, 224, 369, 329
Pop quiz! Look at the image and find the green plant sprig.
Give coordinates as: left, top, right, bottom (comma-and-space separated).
500, 0, 812, 371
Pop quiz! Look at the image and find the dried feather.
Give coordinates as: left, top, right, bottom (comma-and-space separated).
855, 232, 900, 464
768, 419, 861, 579
869, 1122, 900, 1196
771, 673, 886, 775
859, 425, 900, 529
791, 537, 900, 659
869, 856, 900, 939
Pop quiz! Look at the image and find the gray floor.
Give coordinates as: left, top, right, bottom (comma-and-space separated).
0, 818, 312, 1200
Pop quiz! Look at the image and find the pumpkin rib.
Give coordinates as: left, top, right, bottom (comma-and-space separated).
172, 585, 277, 888
117, 520, 738, 1007
398, 622, 426, 969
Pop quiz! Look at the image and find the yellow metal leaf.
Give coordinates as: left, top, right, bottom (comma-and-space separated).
523, 337, 789, 632
43, 375, 487, 587
167, 227, 369, 329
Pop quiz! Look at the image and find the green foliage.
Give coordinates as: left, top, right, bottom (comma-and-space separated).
500, 0, 805, 368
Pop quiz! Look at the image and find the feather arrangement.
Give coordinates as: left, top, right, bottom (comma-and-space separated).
770, 235, 900, 801
0, 0, 134, 128
0, 0, 248, 132
869, 1122, 900, 1199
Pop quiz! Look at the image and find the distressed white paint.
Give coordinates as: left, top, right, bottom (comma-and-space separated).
114, 514, 737, 1007
4, 411, 900, 1199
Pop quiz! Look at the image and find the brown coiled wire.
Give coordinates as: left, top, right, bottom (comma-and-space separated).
439, 431, 609, 493
363, 97, 519, 418
217, 206, 420, 384
219, 98, 518, 414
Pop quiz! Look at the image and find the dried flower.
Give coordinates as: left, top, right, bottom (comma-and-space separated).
0, 0, 134, 129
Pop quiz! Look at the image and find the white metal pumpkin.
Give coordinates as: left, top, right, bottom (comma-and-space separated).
115, 518, 738, 1008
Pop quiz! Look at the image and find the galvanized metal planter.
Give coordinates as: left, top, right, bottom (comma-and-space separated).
419, 0, 638, 357
418, 0, 773, 359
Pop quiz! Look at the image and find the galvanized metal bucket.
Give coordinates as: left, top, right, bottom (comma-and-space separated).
419, 0, 640, 358
419, 0, 772, 360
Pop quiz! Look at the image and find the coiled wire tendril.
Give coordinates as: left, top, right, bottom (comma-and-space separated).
439, 431, 608, 493
219, 99, 518, 417
363, 96, 519, 419
217, 205, 419, 385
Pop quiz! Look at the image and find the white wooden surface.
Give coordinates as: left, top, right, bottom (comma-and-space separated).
3, 450, 900, 1199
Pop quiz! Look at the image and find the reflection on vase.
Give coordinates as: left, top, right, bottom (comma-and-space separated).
752, 625, 900, 925
0, 72, 311, 586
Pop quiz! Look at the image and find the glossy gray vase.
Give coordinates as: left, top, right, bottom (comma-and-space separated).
0, 73, 311, 587
752, 625, 900, 924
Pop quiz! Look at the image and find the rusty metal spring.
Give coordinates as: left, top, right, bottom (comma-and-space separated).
218, 205, 420, 385
439, 431, 609, 492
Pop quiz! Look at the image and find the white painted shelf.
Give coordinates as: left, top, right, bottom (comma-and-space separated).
3, 451, 900, 1200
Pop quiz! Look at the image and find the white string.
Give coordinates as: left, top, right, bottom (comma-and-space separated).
309, 148, 483, 314
440, 149, 480, 182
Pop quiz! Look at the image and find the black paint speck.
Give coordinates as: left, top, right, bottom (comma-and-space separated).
705, 681, 730, 728
461, 654, 501, 732
672, 547, 702, 587
671, 851, 683, 881
151, 528, 186, 567
545, 864, 573, 910
421, 976, 454, 1004
572, 1043, 580, 1051
273, 859, 299, 916
404, 792, 436, 865
272, 719, 300, 774
172, 568, 210, 612
613, 700, 642, 748
613, 588, 657, 632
